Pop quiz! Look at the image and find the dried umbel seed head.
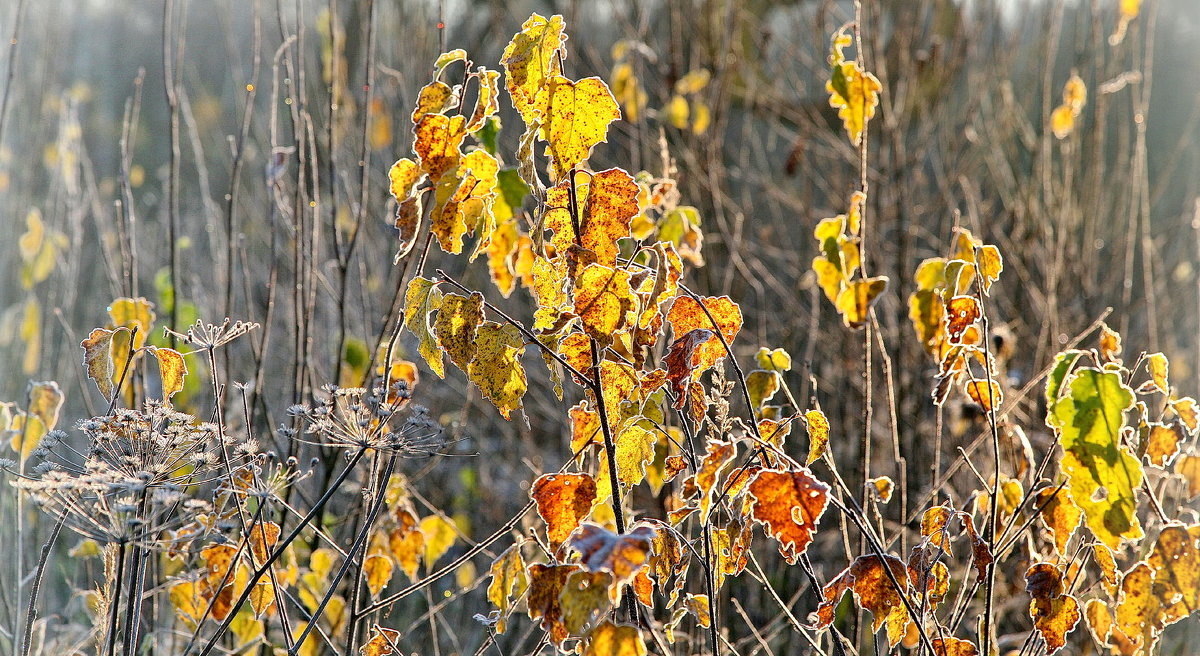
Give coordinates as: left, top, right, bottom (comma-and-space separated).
287, 385, 444, 456
163, 317, 259, 350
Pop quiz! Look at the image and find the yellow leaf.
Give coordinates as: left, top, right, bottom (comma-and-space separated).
21, 297, 40, 375
364, 554, 395, 598
543, 168, 640, 268
664, 94, 688, 129
411, 80, 455, 123
500, 14, 567, 125
582, 620, 647, 656
826, 28, 882, 146
574, 264, 635, 345
28, 380, 63, 432
805, 409, 830, 465
487, 543, 528, 634
434, 292, 484, 373
466, 321, 528, 419
1146, 352, 1169, 394
402, 276, 444, 378
1051, 104, 1075, 139
169, 579, 205, 627
467, 69, 502, 133
976, 245, 1003, 294
413, 114, 466, 183
419, 515, 458, 566
81, 327, 124, 401
834, 277, 888, 329
613, 423, 656, 489
388, 158, 422, 202
148, 347, 187, 402
535, 76, 621, 181
431, 149, 499, 255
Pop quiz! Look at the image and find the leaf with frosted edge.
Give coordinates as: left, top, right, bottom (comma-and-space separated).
560, 570, 615, 634
1178, 455, 1200, 498
434, 292, 484, 373
402, 276, 444, 378
467, 68, 502, 133
1098, 322, 1122, 362
389, 158, 423, 201
1170, 396, 1198, 431
432, 149, 499, 255
976, 245, 1002, 294
148, 346, 187, 402
612, 423, 656, 489
1047, 367, 1143, 549
530, 256, 570, 330
1146, 352, 1169, 394
361, 627, 401, 656
663, 328, 713, 409
574, 264, 635, 345
1046, 350, 1085, 406
500, 14, 566, 125
835, 277, 888, 329
694, 439, 735, 525
1146, 422, 1184, 468
467, 321, 527, 419
363, 554, 394, 598
28, 380, 63, 433
393, 194, 424, 262
1034, 486, 1081, 555
531, 472, 597, 552
108, 297, 155, 375
535, 76, 621, 182
932, 638, 978, 656
568, 522, 656, 587
487, 543, 527, 634
747, 468, 830, 564
964, 378, 1002, 412
1025, 562, 1081, 654
746, 370, 780, 411
826, 28, 882, 146
411, 81, 455, 123
812, 554, 910, 648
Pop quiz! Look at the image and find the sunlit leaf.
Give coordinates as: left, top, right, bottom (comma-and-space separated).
389, 507, 425, 581
543, 168, 639, 267
487, 543, 528, 634
170, 579, 205, 628
434, 292, 484, 373
574, 264, 635, 345
582, 620, 647, 656
1145, 422, 1184, 468
412, 80, 455, 124
804, 409, 831, 465
1178, 454, 1200, 499
467, 321, 528, 419
526, 563, 580, 646
1047, 367, 1143, 549
389, 158, 423, 202
964, 378, 1002, 412
813, 554, 910, 648
827, 28, 881, 145
568, 522, 656, 586
403, 276, 445, 378
1145, 352, 1169, 394
1098, 323, 1122, 362
148, 346, 187, 402
536, 76, 621, 181
419, 515, 458, 567
1034, 486, 1081, 555
361, 626, 402, 656
500, 14, 566, 125
835, 277, 888, 329
413, 114, 466, 183
1025, 562, 1081, 654
364, 554, 394, 598
747, 468, 830, 564
532, 472, 597, 552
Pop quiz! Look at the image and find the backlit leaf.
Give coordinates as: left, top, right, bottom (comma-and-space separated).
148, 347, 187, 402
813, 554, 910, 648
835, 277, 888, 329
403, 276, 445, 378
1146, 352, 1169, 394
964, 378, 1002, 412
487, 543, 528, 634
663, 328, 714, 408
361, 626, 402, 656
500, 14, 566, 125
364, 554, 394, 598
434, 292, 484, 373
420, 515, 458, 566
1145, 422, 1184, 468
932, 638, 979, 656
413, 114, 466, 183
467, 68, 502, 133
574, 264, 635, 344
532, 472, 597, 552
170, 579, 205, 627
582, 621, 647, 656
805, 409, 830, 464
666, 295, 741, 375
747, 468, 830, 563
388, 157, 422, 202
467, 321, 527, 419
1047, 367, 1143, 549
827, 28, 882, 145
536, 76, 621, 181
1034, 486, 1081, 555
1025, 562, 1081, 654
526, 563, 580, 646
1178, 454, 1200, 499
568, 522, 656, 586
411, 80, 455, 123
543, 168, 639, 267
1098, 323, 1122, 362
81, 327, 123, 401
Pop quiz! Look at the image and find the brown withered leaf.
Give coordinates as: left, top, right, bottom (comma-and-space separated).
944, 296, 979, 344
663, 328, 715, 409
746, 468, 830, 564
81, 327, 125, 401
526, 563, 581, 646
665, 295, 741, 375
531, 473, 598, 552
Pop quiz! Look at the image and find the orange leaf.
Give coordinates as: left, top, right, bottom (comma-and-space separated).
413, 114, 466, 183
666, 295, 741, 374
526, 563, 580, 646
1025, 562, 1081, 654
543, 168, 639, 267
148, 346, 187, 402
945, 296, 979, 343
663, 328, 714, 409
364, 554, 395, 598
746, 468, 830, 563
568, 522, 657, 586
531, 472, 598, 552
